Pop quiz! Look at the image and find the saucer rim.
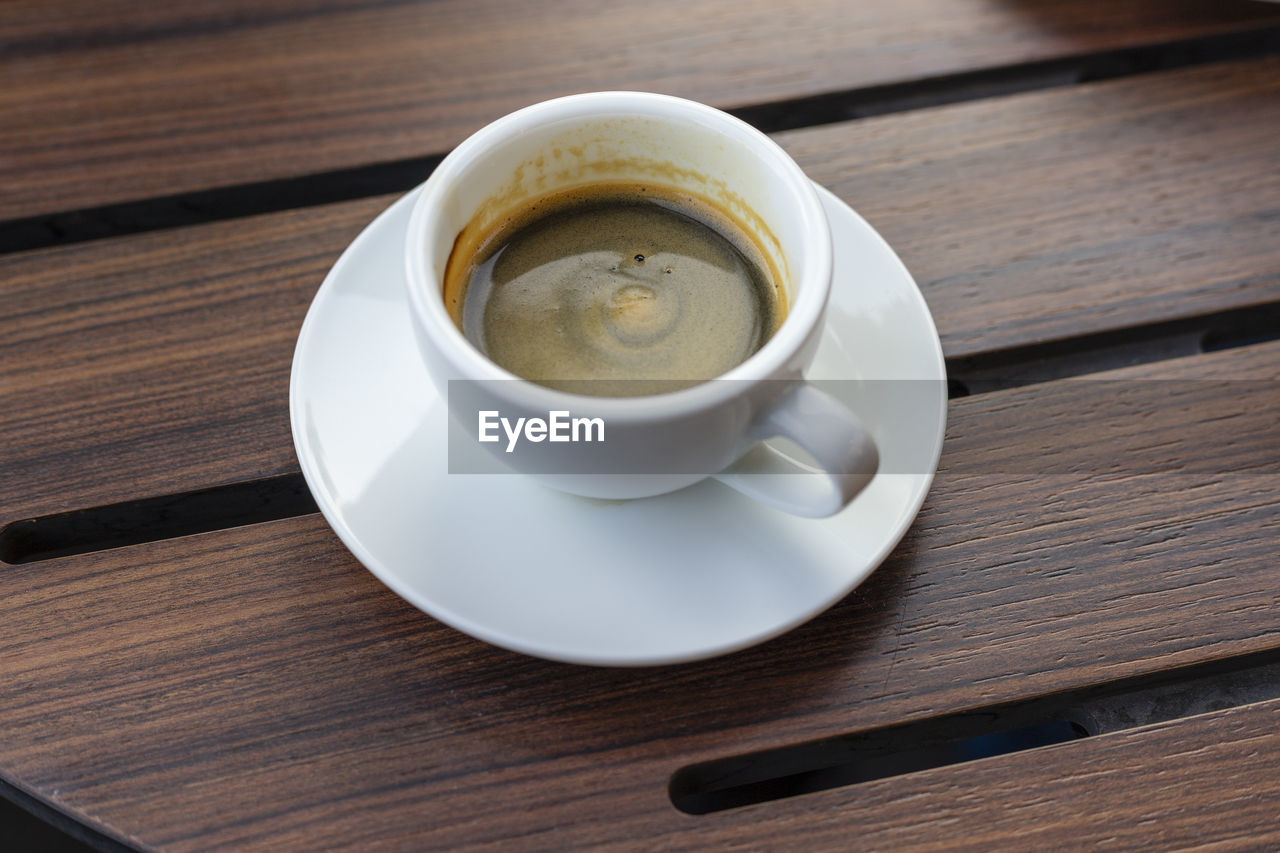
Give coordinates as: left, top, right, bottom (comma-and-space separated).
289, 181, 947, 666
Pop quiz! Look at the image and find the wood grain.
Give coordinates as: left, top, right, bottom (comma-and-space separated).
3, 59, 1278, 526
3, 0, 1280, 221
666, 699, 1280, 851
0, 340, 1276, 849
0, 197, 387, 523
779, 55, 1280, 357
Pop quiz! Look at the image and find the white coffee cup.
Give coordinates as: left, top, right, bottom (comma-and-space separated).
404, 92, 878, 517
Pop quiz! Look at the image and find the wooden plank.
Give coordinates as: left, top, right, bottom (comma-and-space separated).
3, 59, 1279, 524
0, 340, 1275, 848
780, 55, 1280, 357
3, 0, 1279, 221
0, 197, 386, 522
662, 699, 1280, 851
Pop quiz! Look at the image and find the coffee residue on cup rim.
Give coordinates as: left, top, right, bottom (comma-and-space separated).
443, 176, 788, 334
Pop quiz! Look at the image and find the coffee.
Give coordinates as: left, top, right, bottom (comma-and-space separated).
443, 182, 784, 396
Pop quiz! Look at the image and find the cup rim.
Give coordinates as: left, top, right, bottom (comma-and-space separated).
404, 91, 832, 421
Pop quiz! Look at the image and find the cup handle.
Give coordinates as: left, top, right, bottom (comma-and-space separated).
713, 382, 879, 518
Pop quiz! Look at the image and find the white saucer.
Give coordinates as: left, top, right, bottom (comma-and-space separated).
290, 183, 946, 666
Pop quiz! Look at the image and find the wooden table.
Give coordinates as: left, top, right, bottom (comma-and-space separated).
3, 1, 1279, 849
